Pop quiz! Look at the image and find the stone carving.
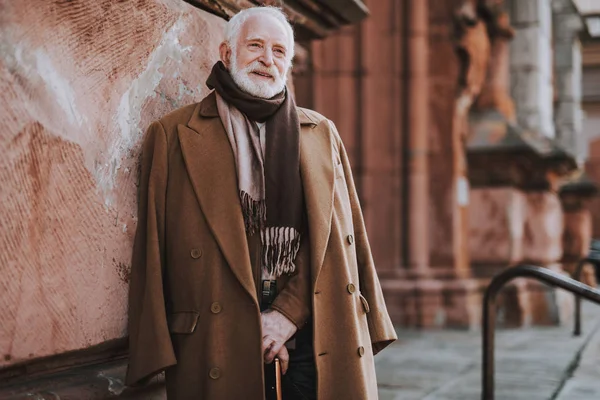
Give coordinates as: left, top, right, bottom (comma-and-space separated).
454, 1, 491, 139
474, 0, 516, 120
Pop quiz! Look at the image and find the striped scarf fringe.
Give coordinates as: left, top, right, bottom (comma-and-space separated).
261, 227, 301, 279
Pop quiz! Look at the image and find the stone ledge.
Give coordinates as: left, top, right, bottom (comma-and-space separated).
0, 338, 127, 388
560, 171, 599, 197
0, 358, 166, 400
381, 277, 482, 329
182, 0, 368, 39
467, 109, 577, 190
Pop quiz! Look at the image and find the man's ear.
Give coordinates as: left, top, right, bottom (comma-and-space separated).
219, 42, 232, 68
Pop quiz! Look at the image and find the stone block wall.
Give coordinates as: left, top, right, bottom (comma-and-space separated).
0, 0, 225, 368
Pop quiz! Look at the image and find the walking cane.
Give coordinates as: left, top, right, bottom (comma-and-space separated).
262, 280, 283, 400
275, 357, 283, 400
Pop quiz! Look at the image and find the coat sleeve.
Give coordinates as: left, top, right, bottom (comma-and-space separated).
330, 120, 398, 355
125, 121, 176, 386
270, 231, 311, 328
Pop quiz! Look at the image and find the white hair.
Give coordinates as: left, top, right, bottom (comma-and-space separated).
224, 6, 295, 62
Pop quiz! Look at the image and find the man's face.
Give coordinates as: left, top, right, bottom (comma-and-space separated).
224, 14, 291, 99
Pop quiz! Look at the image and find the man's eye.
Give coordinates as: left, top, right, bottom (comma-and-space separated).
250, 43, 261, 48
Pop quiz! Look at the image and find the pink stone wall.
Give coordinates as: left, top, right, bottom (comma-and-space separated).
562, 209, 592, 260
469, 188, 526, 267
0, 0, 225, 367
522, 192, 564, 264
469, 189, 565, 266
587, 134, 600, 239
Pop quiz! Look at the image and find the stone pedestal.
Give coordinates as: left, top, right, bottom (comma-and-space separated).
469, 187, 574, 326
469, 187, 529, 327
560, 173, 599, 286
381, 272, 482, 329
562, 208, 596, 286
523, 193, 573, 325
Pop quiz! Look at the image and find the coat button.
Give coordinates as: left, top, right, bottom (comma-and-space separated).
357, 346, 365, 357
347, 283, 356, 294
210, 302, 222, 314
209, 367, 221, 379
347, 235, 354, 245
190, 248, 202, 259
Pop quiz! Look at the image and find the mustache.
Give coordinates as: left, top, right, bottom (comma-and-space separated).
243, 61, 281, 79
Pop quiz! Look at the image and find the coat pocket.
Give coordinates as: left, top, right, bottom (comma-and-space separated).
358, 293, 370, 314
167, 311, 200, 334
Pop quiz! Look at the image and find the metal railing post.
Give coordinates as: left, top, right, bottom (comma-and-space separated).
482, 264, 600, 400
573, 258, 588, 336
573, 251, 600, 336
482, 279, 497, 399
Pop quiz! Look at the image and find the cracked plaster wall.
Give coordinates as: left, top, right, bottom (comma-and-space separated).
0, 0, 225, 367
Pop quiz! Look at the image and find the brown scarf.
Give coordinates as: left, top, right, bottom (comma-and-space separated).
206, 61, 303, 279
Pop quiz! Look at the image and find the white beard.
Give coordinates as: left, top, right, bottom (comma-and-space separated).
230, 53, 287, 99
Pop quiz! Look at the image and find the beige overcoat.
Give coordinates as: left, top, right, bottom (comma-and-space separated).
126, 92, 397, 399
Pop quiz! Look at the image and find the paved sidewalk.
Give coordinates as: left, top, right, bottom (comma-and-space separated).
376, 302, 600, 400
555, 305, 600, 400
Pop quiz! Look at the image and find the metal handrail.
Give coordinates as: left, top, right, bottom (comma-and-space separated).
573, 251, 600, 336
482, 264, 600, 400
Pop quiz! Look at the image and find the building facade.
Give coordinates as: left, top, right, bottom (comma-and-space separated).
0, 0, 597, 397
298, 0, 596, 329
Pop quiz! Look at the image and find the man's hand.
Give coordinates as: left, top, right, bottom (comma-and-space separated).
274, 345, 289, 375
261, 309, 297, 372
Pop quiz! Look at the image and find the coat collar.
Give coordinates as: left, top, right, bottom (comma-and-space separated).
180, 91, 333, 301
194, 91, 320, 127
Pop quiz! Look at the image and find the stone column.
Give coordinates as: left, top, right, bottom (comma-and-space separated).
553, 0, 586, 163
307, 0, 409, 322
406, 0, 430, 276
508, 0, 580, 326
551, 1, 596, 293
380, 0, 439, 328
467, 2, 537, 327
510, 0, 555, 138
417, 0, 494, 328
467, 0, 578, 327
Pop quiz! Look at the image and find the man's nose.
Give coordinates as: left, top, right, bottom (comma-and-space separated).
259, 48, 274, 66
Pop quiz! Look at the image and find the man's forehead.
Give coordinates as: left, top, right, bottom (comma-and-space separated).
240, 14, 290, 44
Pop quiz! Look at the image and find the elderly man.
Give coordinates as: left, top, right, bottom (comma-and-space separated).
126, 6, 396, 400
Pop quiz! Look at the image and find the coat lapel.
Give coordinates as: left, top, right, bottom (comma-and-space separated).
298, 111, 334, 288
178, 92, 335, 300
178, 93, 257, 304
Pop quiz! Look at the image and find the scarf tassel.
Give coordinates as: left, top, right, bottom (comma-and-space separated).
240, 190, 266, 235
261, 227, 301, 279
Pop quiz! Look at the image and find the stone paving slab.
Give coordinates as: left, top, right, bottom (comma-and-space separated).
555, 303, 600, 400
376, 302, 600, 400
